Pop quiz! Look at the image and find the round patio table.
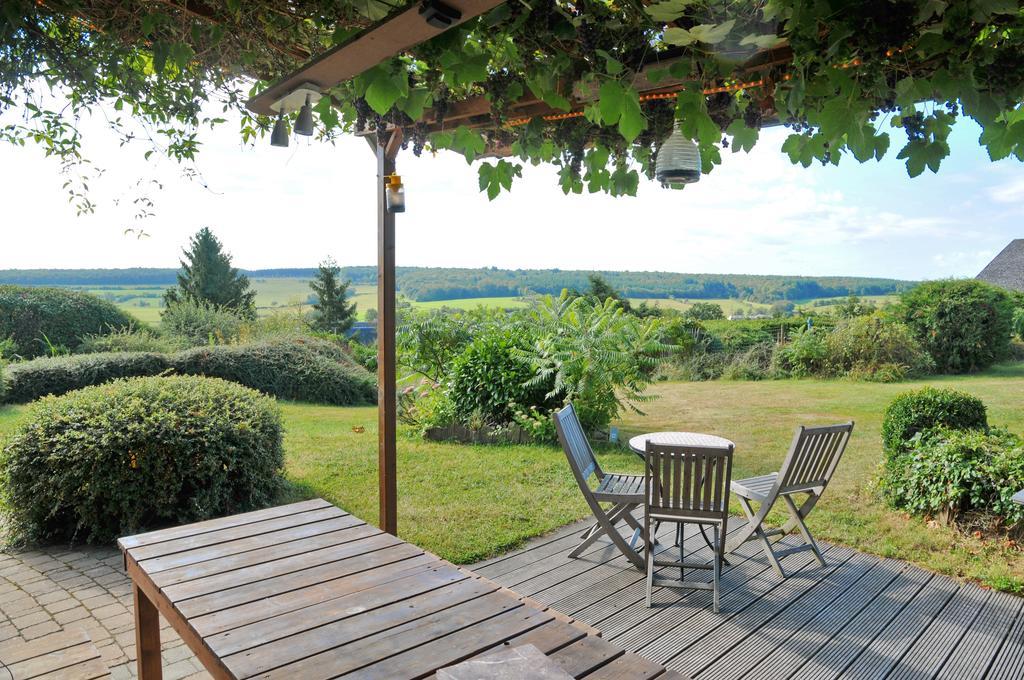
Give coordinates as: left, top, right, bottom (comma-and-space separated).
628, 431, 736, 552
628, 431, 735, 456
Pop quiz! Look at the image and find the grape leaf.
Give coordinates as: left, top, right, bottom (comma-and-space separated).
599, 80, 625, 125
726, 119, 758, 152
618, 91, 646, 143
645, 0, 696, 23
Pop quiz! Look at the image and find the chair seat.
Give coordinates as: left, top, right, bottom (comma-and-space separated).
593, 473, 644, 501
731, 472, 778, 501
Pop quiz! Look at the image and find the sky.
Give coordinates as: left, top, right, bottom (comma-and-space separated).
1, 102, 1022, 281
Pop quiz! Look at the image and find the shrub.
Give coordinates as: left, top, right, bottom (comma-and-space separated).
880, 387, 988, 456
3, 352, 170, 403
171, 337, 377, 405
449, 328, 555, 426
824, 315, 933, 381
896, 279, 1015, 373
0, 285, 136, 358
722, 342, 775, 380
1, 376, 284, 543
1013, 307, 1024, 341
0, 362, 5, 403
880, 427, 1024, 528
664, 351, 727, 381
347, 339, 377, 373
519, 295, 665, 433
685, 302, 725, 321
161, 298, 244, 346
772, 327, 828, 378
77, 327, 185, 354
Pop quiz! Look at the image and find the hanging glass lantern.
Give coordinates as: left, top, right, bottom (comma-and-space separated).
655, 121, 701, 187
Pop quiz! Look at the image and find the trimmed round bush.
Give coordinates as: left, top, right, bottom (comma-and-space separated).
449, 329, 556, 426
881, 387, 988, 456
171, 337, 377, 405
0, 285, 137, 358
896, 279, 1015, 373
1, 376, 284, 543
3, 352, 170, 404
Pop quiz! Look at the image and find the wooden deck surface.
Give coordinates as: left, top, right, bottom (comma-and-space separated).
472, 517, 1024, 679
117, 499, 688, 679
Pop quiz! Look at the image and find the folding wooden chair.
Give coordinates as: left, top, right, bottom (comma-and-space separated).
643, 440, 733, 613
725, 422, 854, 578
553, 404, 646, 570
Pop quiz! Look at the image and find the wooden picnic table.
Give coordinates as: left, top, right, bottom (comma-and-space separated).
118, 498, 688, 680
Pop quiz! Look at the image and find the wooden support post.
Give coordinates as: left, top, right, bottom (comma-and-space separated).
376, 128, 402, 536
133, 582, 162, 680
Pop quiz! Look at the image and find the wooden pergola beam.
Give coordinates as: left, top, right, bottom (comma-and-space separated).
246, 0, 509, 115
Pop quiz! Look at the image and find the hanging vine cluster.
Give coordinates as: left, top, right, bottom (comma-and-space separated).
3, 0, 1024, 202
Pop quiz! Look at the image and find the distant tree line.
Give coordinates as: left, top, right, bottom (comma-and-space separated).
0, 266, 915, 304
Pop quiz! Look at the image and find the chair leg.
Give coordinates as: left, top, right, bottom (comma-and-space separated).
678, 522, 685, 582
646, 537, 656, 607
783, 494, 826, 567
569, 503, 633, 558
738, 496, 786, 578
712, 524, 721, 614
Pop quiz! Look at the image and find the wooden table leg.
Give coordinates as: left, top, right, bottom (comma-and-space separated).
133, 582, 162, 680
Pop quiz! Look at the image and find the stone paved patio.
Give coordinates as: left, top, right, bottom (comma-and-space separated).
0, 545, 210, 679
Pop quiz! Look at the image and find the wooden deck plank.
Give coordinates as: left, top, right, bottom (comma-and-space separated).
657, 547, 857, 670
258, 592, 538, 679
887, 582, 988, 680
117, 498, 331, 550
136, 512, 362, 574
343, 607, 559, 680
786, 566, 932, 680
129, 505, 348, 562
569, 539, 763, 629
841, 575, 958, 678
935, 588, 1022, 680
175, 542, 426, 618
581, 652, 673, 680
163, 529, 398, 601
548, 635, 624, 677
236, 584, 511, 678
691, 550, 876, 679
596, 541, 792, 644
741, 558, 905, 680
150, 520, 380, 588
208, 563, 471, 657
986, 599, 1024, 679
191, 553, 439, 637
613, 543, 833, 658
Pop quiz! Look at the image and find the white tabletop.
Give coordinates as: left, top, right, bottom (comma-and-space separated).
628, 431, 735, 454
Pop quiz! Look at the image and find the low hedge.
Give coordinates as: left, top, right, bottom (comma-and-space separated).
0, 285, 137, 358
3, 352, 170, 403
1, 376, 284, 543
1, 337, 376, 405
880, 427, 1024, 528
171, 337, 377, 405
880, 387, 988, 456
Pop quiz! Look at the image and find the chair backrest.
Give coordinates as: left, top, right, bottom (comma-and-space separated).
644, 442, 734, 521
777, 422, 854, 494
553, 404, 602, 485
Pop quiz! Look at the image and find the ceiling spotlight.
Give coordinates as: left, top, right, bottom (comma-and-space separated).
270, 113, 289, 148
419, 0, 462, 29
656, 121, 701, 188
295, 94, 315, 136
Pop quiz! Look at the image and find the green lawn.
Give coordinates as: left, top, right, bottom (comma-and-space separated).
3, 365, 1022, 588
